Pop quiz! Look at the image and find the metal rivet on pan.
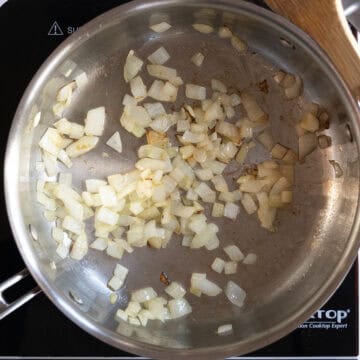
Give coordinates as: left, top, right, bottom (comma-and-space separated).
69, 290, 84, 305
28, 224, 38, 241
280, 37, 295, 49
345, 124, 353, 142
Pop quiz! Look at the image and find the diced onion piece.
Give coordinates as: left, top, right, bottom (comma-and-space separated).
122, 94, 138, 107
224, 245, 244, 261
202, 160, 226, 175
182, 235, 192, 247
150, 114, 176, 133
138, 309, 154, 327
106, 241, 124, 259
177, 119, 190, 132
188, 214, 207, 233
284, 75, 302, 99
204, 100, 225, 123
217, 324, 233, 335
58, 172, 72, 187
205, 234, 220, 251
299, 133, 317, 160
211, 79, 227, 93
211, 257, 225, 273
212, 175, 228, 192
84, 107, 105, 136
241, 193, 257, 215
215, 121, 241, 144
190, 225, 215, 249
96, 207, 119, 226
53, 102, 66, 117
37, 191, 57, 211
181, 130, 205, 143
169, 76, 184, 86
224, 202, 240, 220
145, 297, 169, 321
191, 274, 222, 296
106, 132, 123, 154
66, 136, 99, 158
115, 309, 128, 322
273, 70, 286, 84
147, 64, 177, 81
99, 185, 117, 207
148, 80, 178, 102
70, 233, 88, 260
165, 282, 186, 299
317, 135, 332, 149
271, 143, 288, 160
144, 102, 166, 119
148, 46, 170, 65
126, 301, 142, 317
281, 73, 295, 88
56, 243, 70, 259
195, 168, 213, 181
75, 72, 88, 88
130, 76, 147, 101
225, 280, 246, 307
62, 215, 82, 235
192, 23, 214, 33
56, 81, 76, 103
218, 26, 232, 38
218, 191, 241, 202
212, 203, 224, 217
191, 52, 204, 67
110, 293, 118, 304
231, 35, 247, 52
299, 112, 319, 132
39, 128, 63, 156
85, 179, 107, 193
256, 129, 275, 151
243, 253, 257, 265
257, 192, 276, 232
185, 84, 206, 100
270, 177, 290, 196
194, 182, 216, 203
120, 105, 151, 137
136, 158, 168, 171
236, 141, 255, 164
90, 237, 108, 251
108, 275, 124, 291
306, 102, 320, 116
283, 149, 298, 164
150, 22, 171, 33
224, 261, 237, 274
132, 287, 158, 303
168, 298, 192, 319
241, 91, 268, 124
124, 50, 144, 82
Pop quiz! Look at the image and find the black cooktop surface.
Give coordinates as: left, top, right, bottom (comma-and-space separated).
0, 0, 358, 358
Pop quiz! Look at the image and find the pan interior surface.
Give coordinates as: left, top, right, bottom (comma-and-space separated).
6, 1, 360, 358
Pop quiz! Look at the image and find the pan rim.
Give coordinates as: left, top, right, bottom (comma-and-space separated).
4, 0, 360, 358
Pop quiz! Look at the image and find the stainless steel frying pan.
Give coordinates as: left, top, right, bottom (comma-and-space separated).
3, 0, 360, 358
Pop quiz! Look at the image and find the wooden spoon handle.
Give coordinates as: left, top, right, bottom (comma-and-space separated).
265, 0, 360, 99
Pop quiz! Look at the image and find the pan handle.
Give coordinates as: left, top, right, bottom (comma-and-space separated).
265, 0, 360, 100
0, 268, 41, 320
